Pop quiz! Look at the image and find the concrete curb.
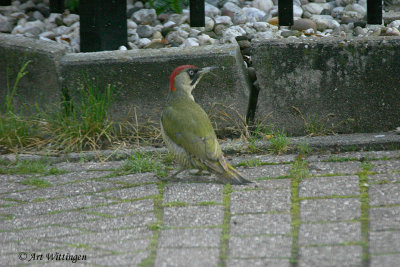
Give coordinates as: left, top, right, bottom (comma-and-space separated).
252, 36, 400, 135
1, 34, 400, 134
1, 132, 399, 164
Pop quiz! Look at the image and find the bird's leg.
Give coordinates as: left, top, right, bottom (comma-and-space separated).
157, 168, 184, 182
171, 168, 185, 177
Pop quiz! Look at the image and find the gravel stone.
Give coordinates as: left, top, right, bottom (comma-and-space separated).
137, 24, 154, 38
131, 8, 157, 25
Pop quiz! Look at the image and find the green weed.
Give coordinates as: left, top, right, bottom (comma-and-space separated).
43, 79, 115, 152
20, 177, 52, 188
0, 60, 41, 152
0, 159, 65, 176
268, 130, 291, 155
118, 151, 167, 177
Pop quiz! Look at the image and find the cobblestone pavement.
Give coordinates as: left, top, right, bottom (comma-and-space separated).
1, 149, 400, 267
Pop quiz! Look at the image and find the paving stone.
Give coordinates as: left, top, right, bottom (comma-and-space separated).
87, 251, 149, 266
370, 231, 400, 254
231, 178, 291, 191
1, 226, 83, 243
370, 160, 400, 173
96, 184, 159, 200
308, 161, 362, 175
369, 183, 400, 206
368, 173, 400, 183
298, 245, 363, 267
155, 248, 220, 267
6, 181, 120, 202
163, 183, 223, 204
299, 222, 361, 245
158, 228, 222, 248
227, 258, 291, 267
86, 199, 154, 216
93, 238, 151, 253
0, 240, 65, 256
299, 176, 360, 198
306, 150, 400, 162
300, 198, 361, 222
227, 154, 296, 165
0, 174, 29, 183
230, 213, 291, 236
1, 211, 101, 231
236, 164, 291, 180
101, 173, 158, 184
43, 171, 112, 185
370, 206, 400, 231
54, 161, 124, 172
69, 213, 156, 232
370, 254, 400, 267
48, 227, 152, 244
230, 188, 291, 214
0, 198, 17, 207
163, 205, 224, 227
0, 195, 114, 217
229, 235, 292, 258
0, 182, 33, 194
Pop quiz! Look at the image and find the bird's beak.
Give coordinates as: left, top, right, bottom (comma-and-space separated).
198, 66, 218, 76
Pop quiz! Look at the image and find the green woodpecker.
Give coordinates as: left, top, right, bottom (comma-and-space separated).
160, 65, 250, 185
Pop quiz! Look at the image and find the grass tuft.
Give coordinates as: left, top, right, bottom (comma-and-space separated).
268, 129, 291, 155
0, 159, 65, 176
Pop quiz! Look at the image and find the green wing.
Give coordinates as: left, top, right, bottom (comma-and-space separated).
161, 98, 222, 161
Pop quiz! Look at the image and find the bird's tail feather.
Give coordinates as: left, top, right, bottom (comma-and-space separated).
223, 163, 251, 185
204, 158, 251, 185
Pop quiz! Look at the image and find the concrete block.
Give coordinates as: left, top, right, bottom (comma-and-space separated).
299, 222, 361, 245
300, 198, 361, 222
60, 44, 251, 129
0, 33, 66, 111
299, 246, 362, 267
252, 37, 400, 135
299, 175, 360, 197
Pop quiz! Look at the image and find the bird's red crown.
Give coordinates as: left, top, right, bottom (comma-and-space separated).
170, 65, 196, 91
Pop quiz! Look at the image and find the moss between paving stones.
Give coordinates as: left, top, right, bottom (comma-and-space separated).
139, 181, 165, 267
219, 184, 232, 267
358, 168, 372, 265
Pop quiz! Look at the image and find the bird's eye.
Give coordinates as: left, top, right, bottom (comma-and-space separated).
188, 69, 194, 76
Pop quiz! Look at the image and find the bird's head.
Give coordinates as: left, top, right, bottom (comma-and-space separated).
169, 65, 217, 97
